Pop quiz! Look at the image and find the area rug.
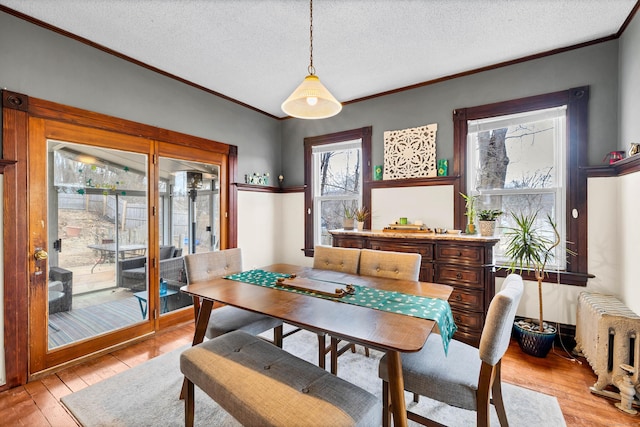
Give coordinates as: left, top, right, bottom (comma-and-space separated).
61, 329, 566, 426
49, 297, 141, 348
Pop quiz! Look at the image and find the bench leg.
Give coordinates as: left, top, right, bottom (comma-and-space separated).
185, 378, 195, 427
181, 298, 213, 400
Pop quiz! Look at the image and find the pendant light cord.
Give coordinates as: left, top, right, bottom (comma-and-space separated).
308, 0, 315, 75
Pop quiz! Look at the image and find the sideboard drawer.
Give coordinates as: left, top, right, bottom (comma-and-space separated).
332, 236, 365, 249
436, 244, 484, 265
451, 308, 484, 331
453, 326, 481, 347
435, 265, 484, 289
449, 287, 484, 311
367, 239, 433, 260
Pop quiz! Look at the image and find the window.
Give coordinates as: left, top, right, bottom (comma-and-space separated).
454, 87, 590, 285
467, 106, 568, 269
304, 127, 372, 256
312, 141, 362, 245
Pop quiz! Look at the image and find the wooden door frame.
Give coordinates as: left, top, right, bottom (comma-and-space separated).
1, 90, 238, 389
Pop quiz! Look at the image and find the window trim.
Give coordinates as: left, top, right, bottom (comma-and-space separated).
304, 127, 372, 257
453, 87, 590, 285
467, 106, 568, 270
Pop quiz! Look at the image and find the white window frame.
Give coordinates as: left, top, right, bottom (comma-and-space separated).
312, 140, 362, 246
466, 106, 568, 270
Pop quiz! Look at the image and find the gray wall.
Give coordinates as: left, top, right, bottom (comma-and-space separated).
0, 11, 281, 179
1, 9, 634, 185
619, 10, 640, 150
281, 40, 620, 186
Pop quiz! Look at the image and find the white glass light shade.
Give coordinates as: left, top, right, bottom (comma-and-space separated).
281, 75, 342, 119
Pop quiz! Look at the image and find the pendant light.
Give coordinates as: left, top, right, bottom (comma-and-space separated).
281, 0, 342, 119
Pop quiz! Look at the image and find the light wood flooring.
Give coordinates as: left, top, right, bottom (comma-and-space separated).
0, 322, 638, 426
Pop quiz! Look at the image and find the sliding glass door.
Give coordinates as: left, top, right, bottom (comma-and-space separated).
4, 90, 233, 382
47, 141, 150, 349
156, 155, 221, 316
28, 118, 157, 372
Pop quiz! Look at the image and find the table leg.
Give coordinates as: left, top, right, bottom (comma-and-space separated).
180, 298, 213, 400
317, 333, 326, 370
191, 298, 212, 345
386, 350, 408, 427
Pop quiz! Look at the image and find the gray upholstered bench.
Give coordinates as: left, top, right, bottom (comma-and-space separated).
180, 330, 381, 427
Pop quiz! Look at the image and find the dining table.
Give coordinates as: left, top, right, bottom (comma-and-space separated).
180, 263, 454, 427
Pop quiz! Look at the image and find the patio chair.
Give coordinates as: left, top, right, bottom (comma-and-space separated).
119, 245, 179, 291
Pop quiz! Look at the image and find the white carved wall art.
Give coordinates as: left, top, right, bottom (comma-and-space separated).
383, 123, 437, 180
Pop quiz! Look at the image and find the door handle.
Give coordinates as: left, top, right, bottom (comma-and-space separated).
34, 248, 49, 261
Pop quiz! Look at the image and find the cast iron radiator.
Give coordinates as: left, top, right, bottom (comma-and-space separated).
574, 291, 640, 401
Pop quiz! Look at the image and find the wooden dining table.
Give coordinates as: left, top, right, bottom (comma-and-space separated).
180, 263, 454, 427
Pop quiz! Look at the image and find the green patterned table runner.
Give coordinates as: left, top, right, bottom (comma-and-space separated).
224, 269, 457, 354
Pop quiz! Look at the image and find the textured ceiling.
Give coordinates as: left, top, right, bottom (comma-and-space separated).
1, 0, 637, 118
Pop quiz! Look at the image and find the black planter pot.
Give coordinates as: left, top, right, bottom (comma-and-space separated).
513, 321, 556, 358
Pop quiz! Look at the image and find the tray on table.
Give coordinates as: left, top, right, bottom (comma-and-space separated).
276, 276, 355, 298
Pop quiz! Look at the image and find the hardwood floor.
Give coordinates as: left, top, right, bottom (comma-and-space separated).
0, 322, 637, 426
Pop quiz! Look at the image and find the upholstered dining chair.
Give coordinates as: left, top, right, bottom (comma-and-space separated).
331, 248, 422, 374
183, 248, 284, 347
313, 245, 362, 274
378, 273, 524, 427
359, 248, 422, 281
311, 245, 363, 373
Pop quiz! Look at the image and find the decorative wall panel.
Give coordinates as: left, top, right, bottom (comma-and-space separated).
383, 123, 437, 179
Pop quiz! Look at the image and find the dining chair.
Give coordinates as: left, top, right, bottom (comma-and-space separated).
359, 248, 422, 281
183, 248, 283, 347
332, 248, 422, 374
310, 245, 363, 373
378, 274, 524, 427
313, 245, 361, 274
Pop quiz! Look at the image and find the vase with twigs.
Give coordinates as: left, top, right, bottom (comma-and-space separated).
460, 192, 478, 234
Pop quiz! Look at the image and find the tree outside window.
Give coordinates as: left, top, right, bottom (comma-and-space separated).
467, 107, 567, 268
304, 127, 372, 256
313, 142, 362, 245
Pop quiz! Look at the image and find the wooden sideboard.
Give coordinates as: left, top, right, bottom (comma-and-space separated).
329, 229, 499, 347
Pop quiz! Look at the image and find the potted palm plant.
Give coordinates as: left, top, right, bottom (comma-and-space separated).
478, 209, 503, 236
503, 210, 567, 357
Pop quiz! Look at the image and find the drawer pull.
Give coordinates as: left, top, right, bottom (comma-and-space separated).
454, 315, 462, 322
455, 294, 462, 301
458, 251, 463, 256
456, 272, 462, 279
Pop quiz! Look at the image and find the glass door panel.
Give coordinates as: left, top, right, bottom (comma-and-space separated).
47, 140, 149, 349
158, 157, 220, 315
